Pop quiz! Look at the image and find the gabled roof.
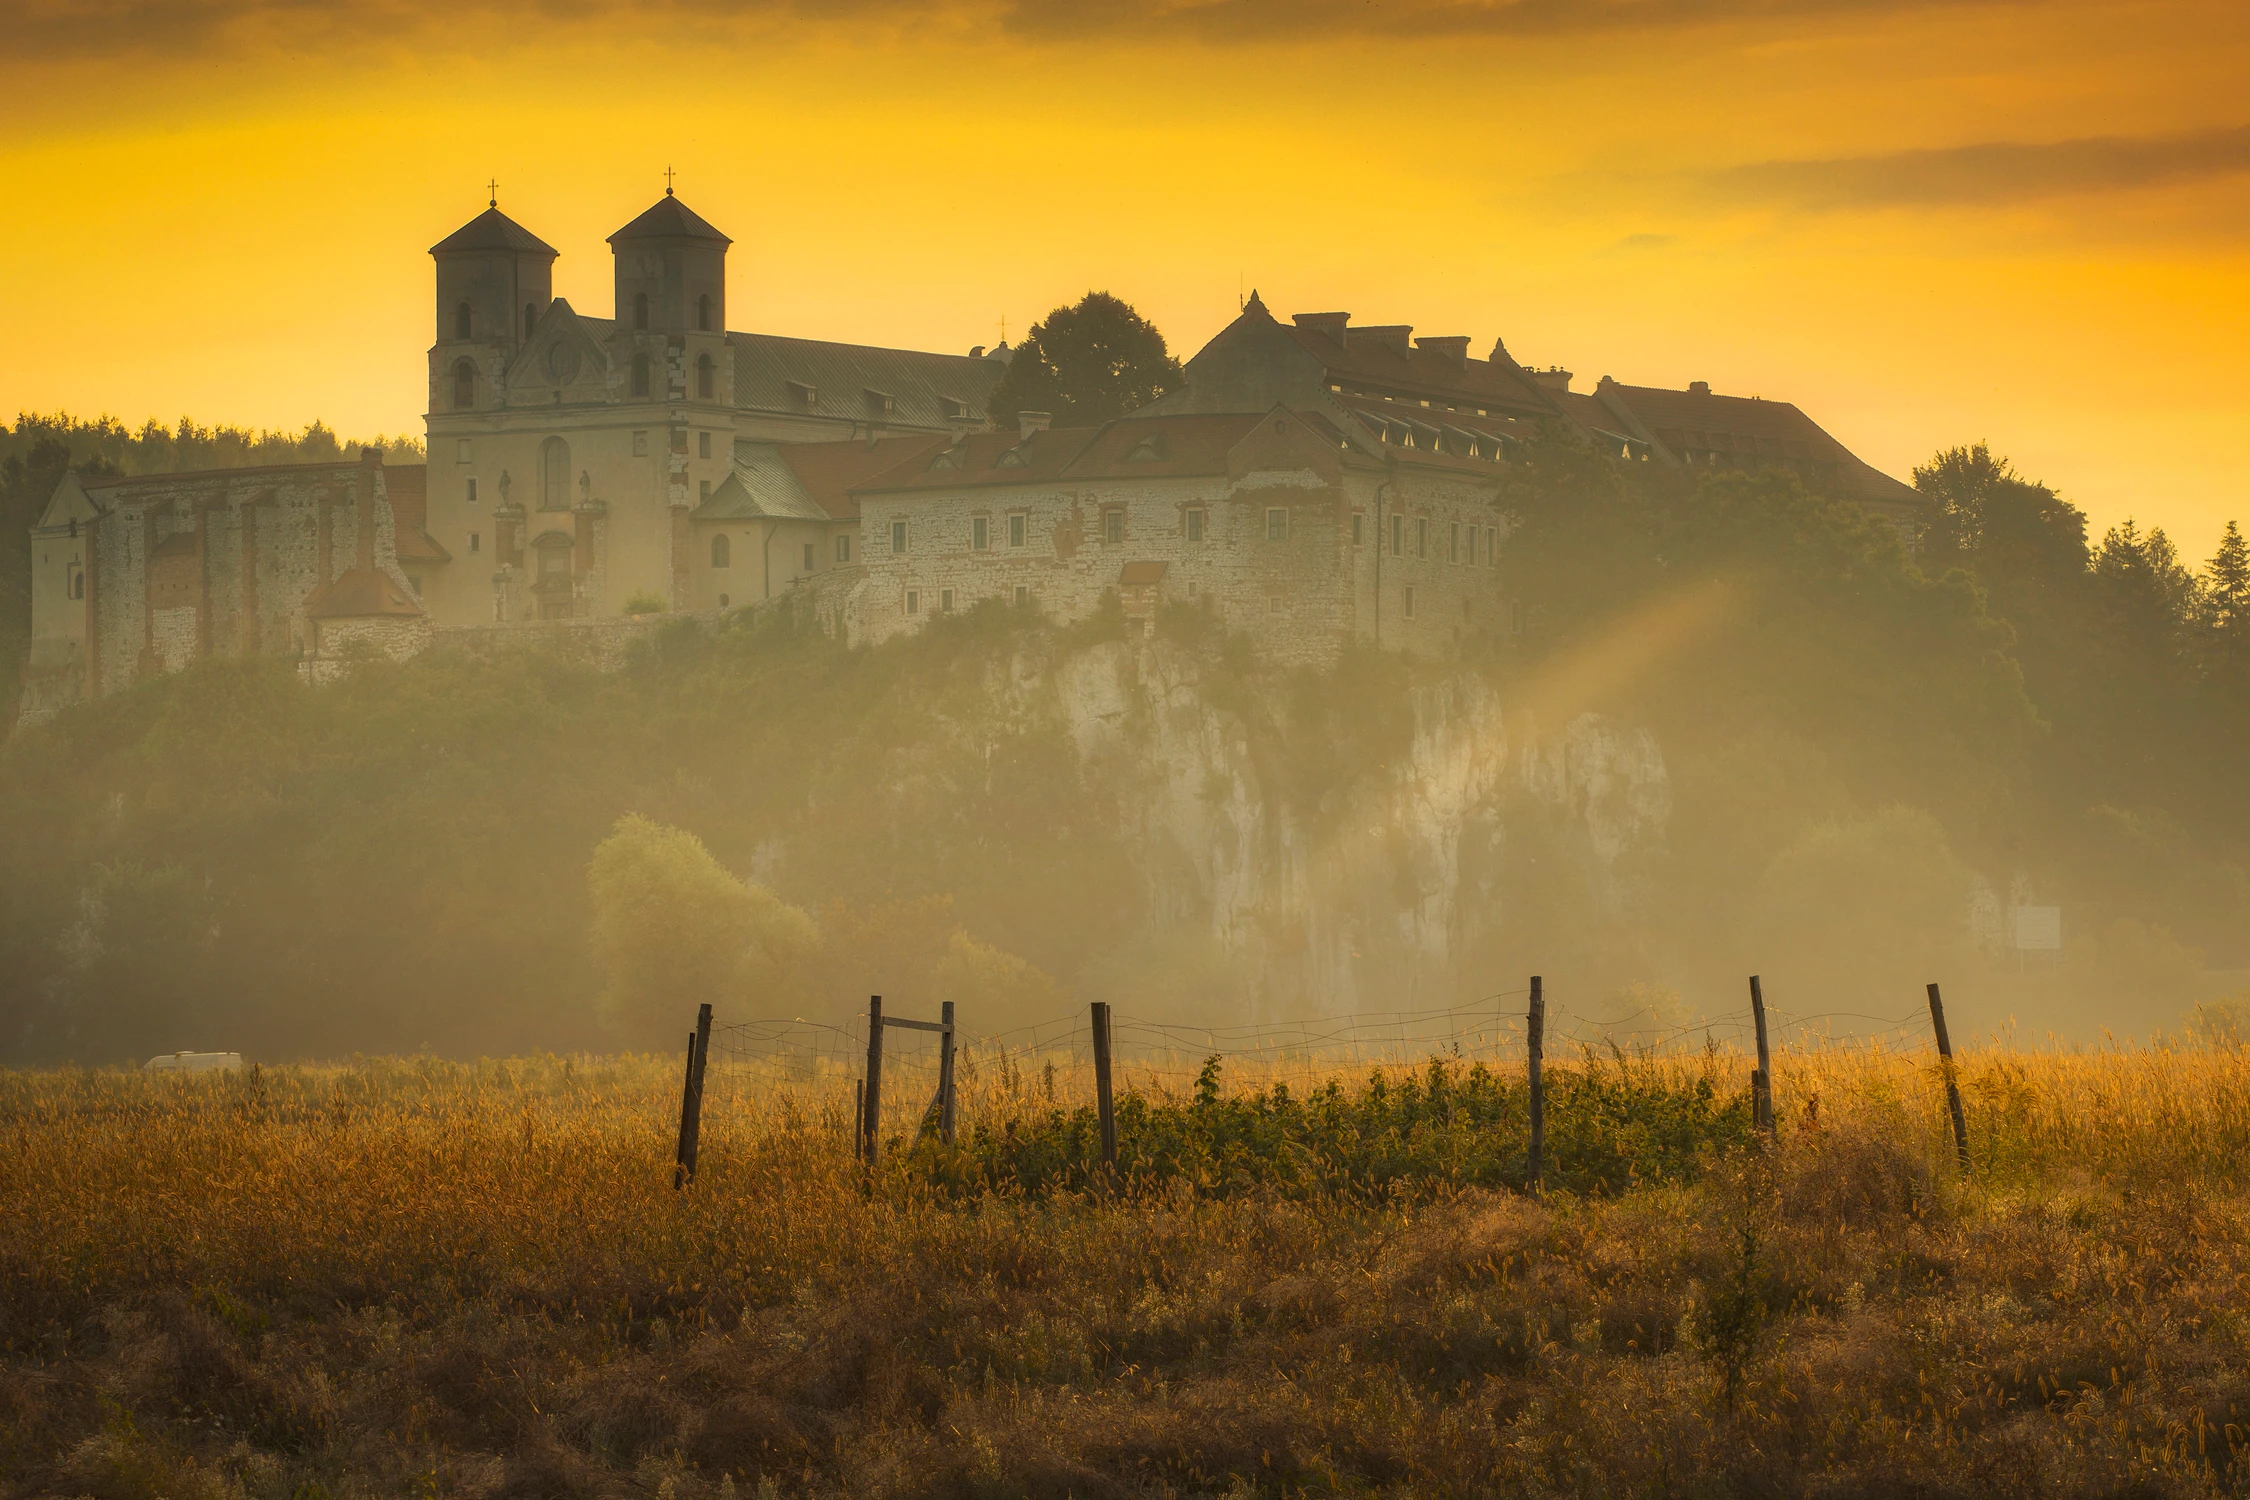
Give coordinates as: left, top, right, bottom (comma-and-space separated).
854, 411, 1348, 495
381, 466, 451, 563
430, 207, 558, 258
729, 332, 1002, 431
607, 194, 731, 245
1595, 378, 1921, 507
304, 568, 423, 619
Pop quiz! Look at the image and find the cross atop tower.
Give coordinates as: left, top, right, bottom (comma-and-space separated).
486, 178, 498, 208
664, 165, 676, 197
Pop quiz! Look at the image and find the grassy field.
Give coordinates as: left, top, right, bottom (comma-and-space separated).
4, 1043, 2249, 1498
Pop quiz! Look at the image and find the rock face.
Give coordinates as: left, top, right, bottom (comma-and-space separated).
1029, 638, 1671, 1022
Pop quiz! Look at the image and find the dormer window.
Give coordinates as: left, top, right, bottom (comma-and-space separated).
454, 302, 473, 339
633, 293, 650, 331
929, 449, 963, 470
786, 380, 818, 405
994, 448, 1027, 468
864, 389, 898, 418
939, 396, 969, 420
1123, 434, 1167, 462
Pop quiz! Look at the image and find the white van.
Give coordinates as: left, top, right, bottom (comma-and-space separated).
145, 1051, 244, 1073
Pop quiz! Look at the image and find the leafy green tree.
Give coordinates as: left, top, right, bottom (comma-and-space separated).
932, 930, 1069, 1032
587, 815, 818, 1049
986, 292, 1182, 428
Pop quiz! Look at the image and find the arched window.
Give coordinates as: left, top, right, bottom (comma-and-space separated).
523, 303, 538, 340
633, 292, 649, 331
452, 358, 476, 409
697, 294, 713, 331
455, 302, 472, 339
539, 437, 571, 511
710, 533, 730, 569
696, 354, 715, 400
68, 566, 84, 601
631, 354, 651, 398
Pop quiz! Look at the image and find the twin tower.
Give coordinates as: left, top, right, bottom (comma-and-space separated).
428, 188, 733, 371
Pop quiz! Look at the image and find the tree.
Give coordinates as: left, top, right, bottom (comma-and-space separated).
587, 815, 818, 1049
2202, 521, 2249, 689
986, 292, 1183, 428
931, 930, 1069, 1031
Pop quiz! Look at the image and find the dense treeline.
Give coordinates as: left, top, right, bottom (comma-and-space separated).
0, 408, 2244, 1062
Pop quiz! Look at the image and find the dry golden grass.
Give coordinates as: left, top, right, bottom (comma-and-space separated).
4, 1042, 2249, 1498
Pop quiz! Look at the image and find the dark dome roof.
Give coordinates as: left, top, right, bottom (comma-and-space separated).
607, 194, 732, 246
429, 207, 558, 258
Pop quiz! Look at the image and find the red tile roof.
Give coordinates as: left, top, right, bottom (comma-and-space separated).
772, 434, 956, 520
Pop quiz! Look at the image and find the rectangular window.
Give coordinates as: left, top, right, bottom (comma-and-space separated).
940, 588, 955, 613
972, 515, 990, 551
905, 589, 919, 615
891, 520, 908, 555
1390, 514, 1403, 556
466, 477, 478, 504
1467, 526, 1478, 567
802, 542, 815, 571
1008, 512, 1027, 548
835, 534, 852, 563
1014, 584, 1030, 606
469, 531, 481, 553
1404, 585, 1417, 620
1269, 596, 1285, 614
1351, 511, 1364, 546
1185, 507, 1205, 542
1416, 517, 1429, 559
1450, 522, 1461, 563
455, 438, 471, 464
698, 431, 711, 459
1103, 508, 1124, 545
632, 431, 649, 457
1265, 508, 1288, 542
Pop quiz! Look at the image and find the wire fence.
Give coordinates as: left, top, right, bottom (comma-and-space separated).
701, 985, 1943, 1107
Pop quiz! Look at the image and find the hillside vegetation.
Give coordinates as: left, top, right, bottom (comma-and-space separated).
1, 436, 2246, 1061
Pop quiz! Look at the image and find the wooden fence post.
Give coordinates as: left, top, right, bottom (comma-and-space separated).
674, 1002, 713, 1189
1526, 976, 1545, 1195
938, 1000, 958, 1145
1749, 974, 1774, 1136
673, 1029, 697, 1189
1091, 1001, 1117, 1174
1926, 982, 1970, 1168
862, 995, 884, 1165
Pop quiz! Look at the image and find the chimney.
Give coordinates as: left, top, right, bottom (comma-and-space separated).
1688, 380, 1711, 396
1018, 411, 1051, 438
1526, 367, 1573, 394
1416, 335, 1470, 368
1292, 311, 1350, 347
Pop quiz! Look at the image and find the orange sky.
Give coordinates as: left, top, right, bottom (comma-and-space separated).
3, 0, 2246, 557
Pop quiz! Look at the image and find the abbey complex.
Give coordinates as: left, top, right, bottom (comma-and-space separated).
18, 189, 1924, 721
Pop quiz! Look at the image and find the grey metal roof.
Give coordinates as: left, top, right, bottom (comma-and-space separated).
729, 332, 1003, 432
607, 195, 732, 246
693, 445, 830, 523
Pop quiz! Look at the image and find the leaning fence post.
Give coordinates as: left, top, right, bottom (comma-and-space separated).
1926, 982, 1970, 1168
938, 1000, 958, 1145
1525, 976, 1545, 1195
1091, 1001, 1117, 1174
1749, 974, 1774, 1136
861, 995, 885, 1165
675, 1002, 713, 1189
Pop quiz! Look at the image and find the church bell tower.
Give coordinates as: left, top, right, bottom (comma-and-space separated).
428, 190, 560, 415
